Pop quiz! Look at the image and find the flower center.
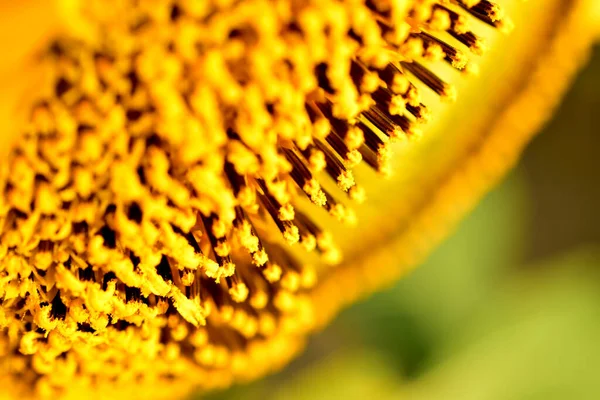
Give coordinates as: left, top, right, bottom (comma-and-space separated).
0, 0, 509, 396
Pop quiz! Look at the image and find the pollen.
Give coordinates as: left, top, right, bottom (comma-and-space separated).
0, 0, 514, 398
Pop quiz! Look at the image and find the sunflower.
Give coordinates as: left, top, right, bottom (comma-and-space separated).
0, 0, 597, 399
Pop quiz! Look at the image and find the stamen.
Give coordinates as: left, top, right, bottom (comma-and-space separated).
418, 32, 469, 70
401, 61, 457, 101
371, 87, 407, 116
282, 148, 327, 206
433, 4, 469, 34
459, 0, 511, 31
313, 139, 356, 192
350, 60, 381, 94
256, 180, 300, 245
377, 63, 411, 95
200, 214, 236, 280
450, 30, 487, 56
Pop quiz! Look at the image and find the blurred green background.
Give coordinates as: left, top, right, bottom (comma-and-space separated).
201, 46, 600, 400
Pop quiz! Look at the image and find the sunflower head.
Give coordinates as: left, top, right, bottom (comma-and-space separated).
0, 0, 597, 399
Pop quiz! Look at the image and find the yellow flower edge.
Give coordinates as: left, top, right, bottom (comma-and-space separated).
310, 0, 599, 331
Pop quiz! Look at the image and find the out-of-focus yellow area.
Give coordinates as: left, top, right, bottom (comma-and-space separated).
201, 46, 600, 400
0, 1, 62, 155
